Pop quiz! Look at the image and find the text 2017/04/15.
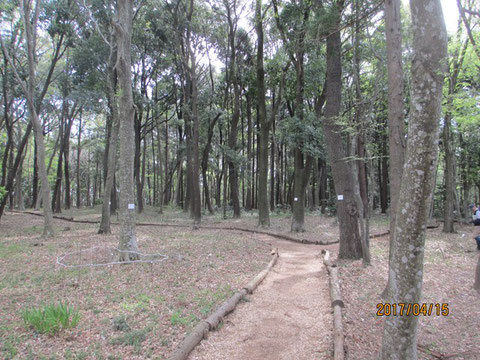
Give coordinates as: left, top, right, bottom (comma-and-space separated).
376, 303, 449, 316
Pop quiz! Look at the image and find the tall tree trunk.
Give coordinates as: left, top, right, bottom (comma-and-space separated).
443, 38, 468, 232
226, 1, 241, 218
164, 120, 169, 205
76, 112, 82, 208
353, 0, 370, 263
443, 112, 455, 233
245, 94, 252, 211
380, 0, 447, 357
322, 0, 362, 259
380, 133, 389, 214
385, 0, 406, 231
115, 0, 139, 260
32, 141, 38, 208
98, 52, 119, 234
319, 158, 327, 214
134, 111, 144, 213
15, 126, 26, 210
63, 113, 73, 210
189, 41, 201, 226
22, 0, 54, 237
156, 123, 164, 213
86, 151, 91, 206
382, 0, 407, 295
202, 114, 220, 215
256, 0, 270, 227
52, 102, 66, 213
270, 118, 276, 212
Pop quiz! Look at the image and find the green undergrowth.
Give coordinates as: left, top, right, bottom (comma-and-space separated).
22, 302, 80, 335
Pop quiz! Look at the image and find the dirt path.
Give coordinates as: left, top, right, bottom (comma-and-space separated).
188, 236, 333, 360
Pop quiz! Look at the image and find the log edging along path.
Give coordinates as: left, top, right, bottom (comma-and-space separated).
168, 249, 279, 360
8, 210, 344, 245
323, 250, 345, 360
7, 210, 390, 245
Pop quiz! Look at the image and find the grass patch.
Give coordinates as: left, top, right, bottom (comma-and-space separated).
1, 335, 18, 359
0, 242, 30, 259
22, 302, 80, 335
111, 326, 151, 347
194, 284, 233, 315
170, 310, 197, 326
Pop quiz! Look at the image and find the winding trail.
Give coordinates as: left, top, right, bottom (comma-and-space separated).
189, 235, 333, 360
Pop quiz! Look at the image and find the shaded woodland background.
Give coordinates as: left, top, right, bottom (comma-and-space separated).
1, 0, 479, 231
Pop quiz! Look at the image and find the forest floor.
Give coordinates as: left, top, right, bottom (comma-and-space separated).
189, 235, 333, 360
339, 222, 480, 360
0, 207, 479, 359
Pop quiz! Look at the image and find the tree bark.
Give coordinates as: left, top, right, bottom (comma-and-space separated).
443, 39, 468, 232
256, 0, 270, 227
381, 0, 407, 295
76, 111, 82, 208
189, 42, 201, 227
63, 109, 74, 210
380, 0, 447, 357
115, 0, 139, 260
22, 0, 54, 237
99, 45, 120, 234
245, 94, 252, 211
202, 114, 221, 215
52, 98, 67, 214
385, 0, 406, 232
225, 0, 241, 218
322, 0, 362, 259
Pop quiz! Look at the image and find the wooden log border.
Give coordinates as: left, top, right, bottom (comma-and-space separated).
323, 250, 345, 360
8, 210, 391, 245
167, 248, 279, 360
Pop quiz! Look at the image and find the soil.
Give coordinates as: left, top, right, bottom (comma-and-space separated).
339, 224, 480, 360
189, 236, 333, 360
1, 208, 478, 360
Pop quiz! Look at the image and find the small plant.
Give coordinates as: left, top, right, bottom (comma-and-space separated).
170, 310, 197, 326
112, 315, 130, 332
111, 326, 151, 347
22, 302, 80, 335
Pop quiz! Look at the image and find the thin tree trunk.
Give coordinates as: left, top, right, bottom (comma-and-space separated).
98, 70, 120, 235
52, 102, 66, 214
256, 0, 270, 227
443, 38, 468, 232
15, 126, 26, 210
134, 111, 144, 213
380, 0, 447, 357
115, 0, 139, 260
64, 113, 74, 210
76, 112, 82, 208
245, 94, 252, 211
226, 1, 241, 218
189, 37, 201, 226
22, 0, 53, 237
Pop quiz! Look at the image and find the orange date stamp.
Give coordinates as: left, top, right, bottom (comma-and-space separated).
376, 303, 449, 316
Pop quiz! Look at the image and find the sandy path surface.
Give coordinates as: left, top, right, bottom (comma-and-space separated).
189, 236, 333, 360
